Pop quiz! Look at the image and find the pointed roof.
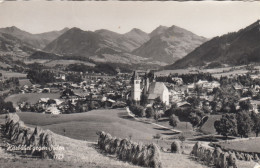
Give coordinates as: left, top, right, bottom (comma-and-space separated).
133, 71, 139, 79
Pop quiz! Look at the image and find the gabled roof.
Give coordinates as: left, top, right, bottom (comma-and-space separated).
147, 82, 168, 100
148, 82, 168, 95
148, 94, 158, 100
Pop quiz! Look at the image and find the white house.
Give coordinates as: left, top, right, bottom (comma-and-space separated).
45, 105, 61, 115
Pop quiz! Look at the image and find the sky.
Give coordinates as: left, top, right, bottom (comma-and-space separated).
0, 1, 259, 38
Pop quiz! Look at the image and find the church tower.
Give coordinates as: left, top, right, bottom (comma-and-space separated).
131, 71, 141, 101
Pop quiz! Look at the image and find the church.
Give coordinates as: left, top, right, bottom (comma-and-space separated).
130, 71, 169, 106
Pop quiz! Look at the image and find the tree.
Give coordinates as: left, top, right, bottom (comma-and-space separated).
239, 100, 253, 111
164, 106, 176, 117
61, 89, 75, 98
169, 114, 178, 128
0, 97, 15, 113
154, 110, 161, 122
214, 114, 237, 138
140, 94, 148, 106
178, 134, 186, 143
66, 73, 82, 83
145, 107, 154, 118
27, 69, 56, 84
210, 101, 222, 113
213, 85, 240, 113
251, 112, 260, 137
202, 102, 212, 113
153, 97, 163, 109
189, 113, 201, 127
130, 105, 144, 117
187, 96, 201, 108
236, 111, 253, 138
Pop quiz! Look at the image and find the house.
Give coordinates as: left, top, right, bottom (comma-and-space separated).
187, 83, 195, 92
196, 80, 208, 86
42, 88, 51, 93
250, 100, 260, 113
233, 83, 243, 91
171, 77, 183, 85
45, 105, 61, 115
177, 101, 191, 108
254, 85, 260, 93
201, 81, 220, 92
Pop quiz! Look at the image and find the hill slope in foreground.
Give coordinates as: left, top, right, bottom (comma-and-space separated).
0, 110, 257, 168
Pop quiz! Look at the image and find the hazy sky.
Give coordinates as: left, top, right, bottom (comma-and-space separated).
0, 1, 259, 38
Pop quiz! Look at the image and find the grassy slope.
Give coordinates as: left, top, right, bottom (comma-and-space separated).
5, 93, 60, 107
141, 117, 197, 139
200, 115, 221, 135
217, 138, 260, 153
44, 60, 95, 67
18, 79, 32, 86
1, 112, 256, 168
0, 70, 27, 78
18, 109, 175, 142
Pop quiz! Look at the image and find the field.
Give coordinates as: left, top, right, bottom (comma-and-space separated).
217, 138, 260, 153
18, 109, 177, 143
44, 59, 95, 67
23, 59, 49, 64
0, 62, 11, 69
212, 69, 249, 78
155, 69, 196, 76
200, 115, 221, 134
0, 70, 27, 78
5, 93, 60, 107
141, 117, 198, 139
18, 79, 32, 86
155, 66, 249, 79
1, 110, 257, 168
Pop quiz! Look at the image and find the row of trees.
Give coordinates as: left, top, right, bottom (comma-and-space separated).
214, 110, 260, 138
66, 63, 118, 75
0, 77, 19, 91
27, 69, 56, 84
156, 73, 217, 85
165, 103, 205, 128
128, 97, 165, 122
0, 96, 15, 114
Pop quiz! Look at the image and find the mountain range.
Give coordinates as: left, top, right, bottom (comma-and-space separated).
0, 25, 207, 66
133, 25, 207, 64
1, 21, 260, 70
165, 20, 260, 69
0, 27, 69, 49
43, 25, 207, 64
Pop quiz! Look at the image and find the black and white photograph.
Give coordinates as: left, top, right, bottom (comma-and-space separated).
0, 1, 260, 167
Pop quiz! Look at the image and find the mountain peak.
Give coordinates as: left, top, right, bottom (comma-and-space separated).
61, 27, 70, 32
0, 26, 29, 34
125, 28, 147, 36
149, 25, 168, 37
69, 27, 83, 32
134, 25, 207, 64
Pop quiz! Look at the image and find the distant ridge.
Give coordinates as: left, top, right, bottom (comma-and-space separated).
0, 26, 69, 49
132, 25, 207, 64
165, 20, 260, 69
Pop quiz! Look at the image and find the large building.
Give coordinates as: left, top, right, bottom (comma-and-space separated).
130, 71, 169, 106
